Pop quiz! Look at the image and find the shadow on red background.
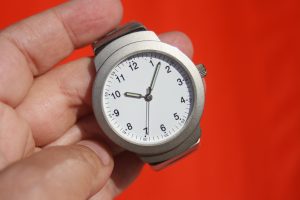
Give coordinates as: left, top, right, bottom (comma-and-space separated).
1, 0, 300, 199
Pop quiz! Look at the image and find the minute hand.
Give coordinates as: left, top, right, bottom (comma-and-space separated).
148, 62, 161, 94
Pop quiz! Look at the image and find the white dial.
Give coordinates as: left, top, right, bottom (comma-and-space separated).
102, 52, 194, 145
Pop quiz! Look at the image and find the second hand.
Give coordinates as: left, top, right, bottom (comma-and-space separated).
146, 101, 149, 136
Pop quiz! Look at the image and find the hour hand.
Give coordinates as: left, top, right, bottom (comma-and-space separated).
124, 92, 144, 99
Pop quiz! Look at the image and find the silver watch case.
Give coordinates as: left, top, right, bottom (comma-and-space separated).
92, 31, 205, 156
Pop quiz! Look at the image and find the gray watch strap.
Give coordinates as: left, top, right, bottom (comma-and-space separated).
93, 22, 147, 55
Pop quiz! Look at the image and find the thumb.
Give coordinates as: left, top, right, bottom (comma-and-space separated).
0, 140, 113, 200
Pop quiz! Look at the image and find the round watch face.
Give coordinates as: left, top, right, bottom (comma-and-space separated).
102, 52, 194, 146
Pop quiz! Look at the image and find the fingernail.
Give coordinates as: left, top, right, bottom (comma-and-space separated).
78, 141, 111, 166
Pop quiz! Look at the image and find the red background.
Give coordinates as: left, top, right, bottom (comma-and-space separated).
1, 0, 300, 199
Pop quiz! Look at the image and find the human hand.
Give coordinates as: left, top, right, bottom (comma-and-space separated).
0, 0, 194, 199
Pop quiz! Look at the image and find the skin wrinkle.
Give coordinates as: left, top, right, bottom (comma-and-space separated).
90, 178, 116, 199
0, 36, 33, 107
91, 1, 122, 52
54, 0, 123, 48
20, 66, 87, 145
22, 127, 35, 158
0, 153, 8, 170
0, 25, 39, 76
6, 145, 111, 199
1, 0, 123, 77
51, 8, 76, 52
57, 58, 94, 109
73, 144, 114, 198
0, 104, 33, 163
0, 0, 197, 198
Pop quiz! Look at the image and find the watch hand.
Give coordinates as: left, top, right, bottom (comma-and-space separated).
145, 101, 150, 136
147, 62, 161, 95
124, 92, 144, 99
143, 62, 160, 135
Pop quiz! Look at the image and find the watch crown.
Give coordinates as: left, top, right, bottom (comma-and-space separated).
196, 64, 207, 78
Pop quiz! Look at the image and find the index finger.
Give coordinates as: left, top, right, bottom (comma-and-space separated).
0, 0, 122, 107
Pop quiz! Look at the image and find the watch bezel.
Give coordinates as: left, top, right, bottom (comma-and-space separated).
93, 40, 205, 155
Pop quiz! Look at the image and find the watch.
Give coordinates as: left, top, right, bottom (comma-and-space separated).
92, 22, 206, 170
